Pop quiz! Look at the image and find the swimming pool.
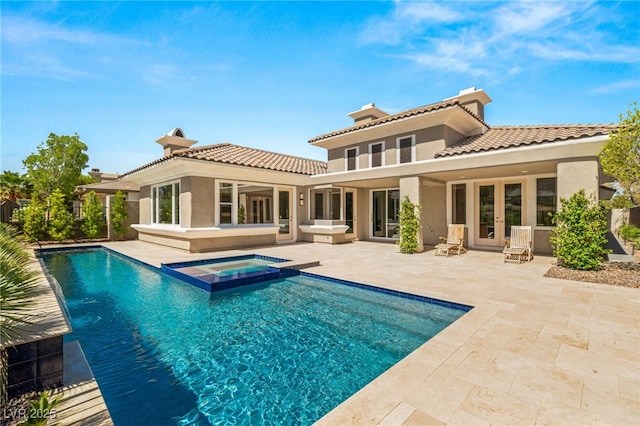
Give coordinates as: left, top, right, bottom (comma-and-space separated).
40, 248, 471, 425
162, 255, 290, 292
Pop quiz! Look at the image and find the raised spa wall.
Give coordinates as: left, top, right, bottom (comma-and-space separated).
5, 336, 64, 398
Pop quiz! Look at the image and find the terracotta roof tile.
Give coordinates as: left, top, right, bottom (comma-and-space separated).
435, 124, 617, 157
123, 143, 327, 176
309, 100, 487, 143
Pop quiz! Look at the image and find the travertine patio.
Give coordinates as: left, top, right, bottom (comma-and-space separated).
100, 240, 640, 425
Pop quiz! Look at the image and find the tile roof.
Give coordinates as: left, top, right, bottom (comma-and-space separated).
123, 143, 327, 176
435, 124, 617, 157
309, 99, 487, 144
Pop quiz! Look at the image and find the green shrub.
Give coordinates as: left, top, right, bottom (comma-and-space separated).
81, 190, 105, 239
618, 224, 640, 248
551, 189, 610, 270
47, 189, 73, 242
21, 199, 47, 242
110, 190, 129, 240
398, 196, 422, 254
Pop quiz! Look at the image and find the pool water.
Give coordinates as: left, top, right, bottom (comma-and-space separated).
162, 255, 290, 292
178, 258, 273, 276
41, 249, 470, 425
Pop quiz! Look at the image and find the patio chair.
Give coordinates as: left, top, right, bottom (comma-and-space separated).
435, 224, 467, 256
503, 226, 533, 263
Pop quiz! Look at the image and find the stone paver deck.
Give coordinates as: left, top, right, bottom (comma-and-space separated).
97, 240, 640, 424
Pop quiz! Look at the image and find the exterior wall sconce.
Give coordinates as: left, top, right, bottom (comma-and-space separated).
299, 192, 304, 206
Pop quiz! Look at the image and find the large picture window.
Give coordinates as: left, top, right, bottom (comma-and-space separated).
218, 181, 274, 225
537, 177, 557, 226
152, 181, 180, 225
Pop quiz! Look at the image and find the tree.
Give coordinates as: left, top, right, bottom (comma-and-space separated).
398, 196, 422, 254
23, 133, 89, 199
0, 170, 32, 202
551, 190, 609, 270
110, 190, 129, 240
47, 189, 74, 242
600, 103, 640, 205
81, 191, 105, 239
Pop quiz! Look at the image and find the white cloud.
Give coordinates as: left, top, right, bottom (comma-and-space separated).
395, 1, 461, 23
2, 16, 143, 47
359, 1, 639, 82
492, 2, 576, 36
2, 15, 149, 81
589, 80, 640, 95
360, 1, 460, 45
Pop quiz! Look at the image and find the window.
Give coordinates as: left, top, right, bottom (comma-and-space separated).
452, 184, 466, 224
152, 181, 180, 225
310, 187, 342, 220
369, 142, 384, 168
397, 136, 415, 164
345, 147, 358, 171
218, 181, 274, 225
219, 183, 233, 224
537, 177, 557, 226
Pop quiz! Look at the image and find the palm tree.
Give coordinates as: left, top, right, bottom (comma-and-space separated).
0, 170, 33, 202
0, 224, 43, 404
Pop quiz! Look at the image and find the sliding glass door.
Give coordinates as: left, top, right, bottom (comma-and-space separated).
371, 189, 400, 240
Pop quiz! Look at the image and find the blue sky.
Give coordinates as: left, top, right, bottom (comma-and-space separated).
2, 1, 639, 174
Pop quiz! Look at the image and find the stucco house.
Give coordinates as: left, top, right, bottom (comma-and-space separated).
121, 88, 616, 254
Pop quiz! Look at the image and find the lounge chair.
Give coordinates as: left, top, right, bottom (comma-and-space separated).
503, 226, 533, 263
435, 224, 467, 256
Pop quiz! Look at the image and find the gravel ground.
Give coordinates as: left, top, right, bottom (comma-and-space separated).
545, 262, 640, 288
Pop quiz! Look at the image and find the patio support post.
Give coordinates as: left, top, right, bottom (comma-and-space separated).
399, 176, 424, 252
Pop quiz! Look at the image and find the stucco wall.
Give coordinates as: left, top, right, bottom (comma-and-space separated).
557, 159, 599, 201
422, 184, 447, 245
325, 125, 464, 173
183, 176, 215, 228
139, 186, 151, 225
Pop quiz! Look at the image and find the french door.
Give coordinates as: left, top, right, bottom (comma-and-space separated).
277, 188, 293, 241
476, 181, 524, 247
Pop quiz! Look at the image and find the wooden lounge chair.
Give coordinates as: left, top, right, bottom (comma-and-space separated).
435, 224, 467, 256
503, 226, 533, 263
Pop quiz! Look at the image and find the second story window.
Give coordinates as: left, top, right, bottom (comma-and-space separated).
369, 142, 384, 168
345, 147, 358, 171
397, 136, 415, 164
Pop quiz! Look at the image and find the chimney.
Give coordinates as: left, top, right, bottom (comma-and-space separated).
155, 128, 197, 156
444, 87, 492, 121
88, 168, 102, 180
347, 103, 389, 124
